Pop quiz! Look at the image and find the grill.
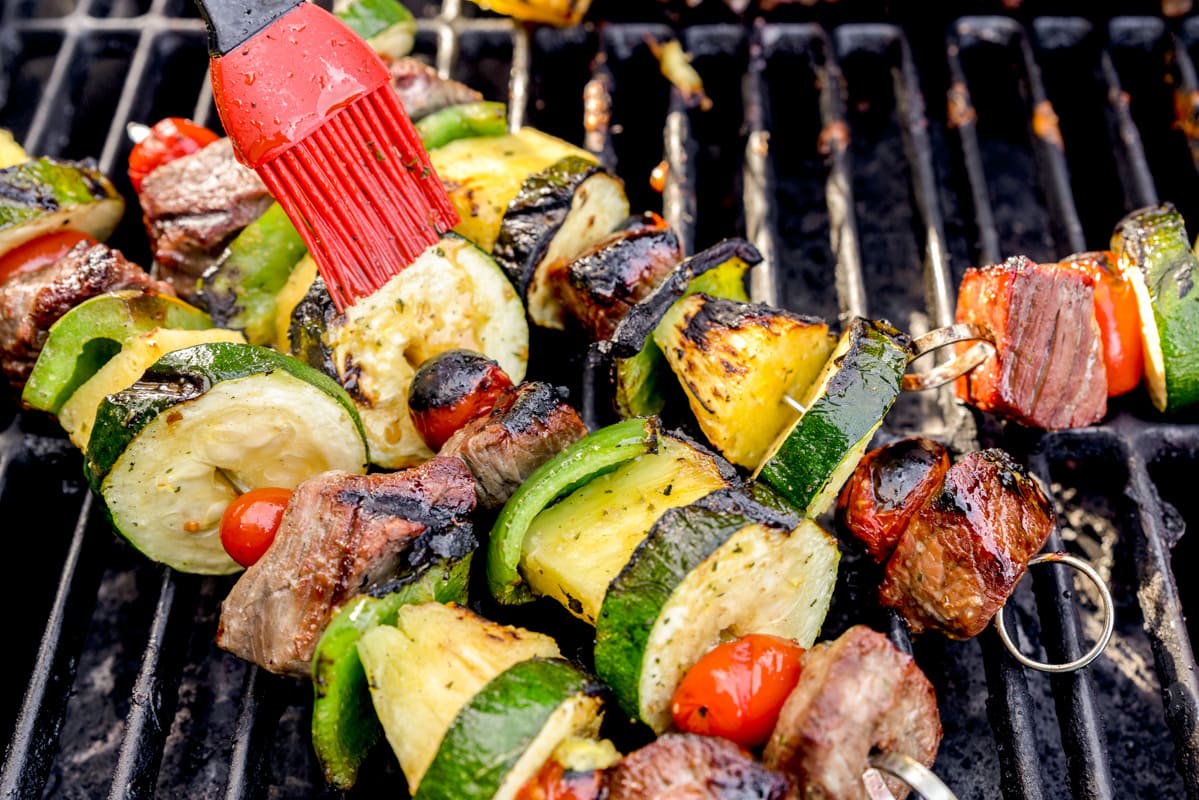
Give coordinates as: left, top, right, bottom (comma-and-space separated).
2, 1, 1198, 798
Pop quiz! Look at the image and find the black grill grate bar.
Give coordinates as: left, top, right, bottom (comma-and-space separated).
946, 34, 1001, 267
224, 666, 270, 800
1098, 44, 1158, 208
1, 493, 100, 799
1167, 28, 1199, 175
662, 83, 697, 255
741, 20, 780, 306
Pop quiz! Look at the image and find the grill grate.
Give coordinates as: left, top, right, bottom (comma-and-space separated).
2, 2, 1199, 798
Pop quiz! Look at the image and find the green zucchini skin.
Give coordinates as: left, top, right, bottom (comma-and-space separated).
22, 290, 213, 414
199, 203, 308, 346
415, 658, 600, 800
491, 156, 611, 296
0, 156, 123, 252
287, 276, 340, 380
1115, 203, 1199, 412
594, 488, 798, 722
311, 556, 473, 791
755, 318, 911, 516
85, 342, 364, 489
486, 416, 660, 606
417, 102, 508, 151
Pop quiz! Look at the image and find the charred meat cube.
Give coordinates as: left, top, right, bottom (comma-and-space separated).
607, 733, 797, 800
139, 138, 273, 300
836, 437, 951, 563
439, 381, 588, 510
955, 254, 1107, 430
0, 241, 174, 391
558, 222, 683, 341
389, 57, 483, 121
879, 449, 1054, 639
216, 458, 477, 678
763, 625, 941, 800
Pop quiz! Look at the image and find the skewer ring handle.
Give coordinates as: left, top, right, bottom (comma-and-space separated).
901, 323, 994, 392
993, 552, 1115, 674
867, 752, 960, 800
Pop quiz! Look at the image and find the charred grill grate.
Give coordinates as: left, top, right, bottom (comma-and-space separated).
2, 2, 1199, 798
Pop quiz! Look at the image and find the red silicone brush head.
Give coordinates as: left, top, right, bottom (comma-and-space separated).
207, 1, 458, 311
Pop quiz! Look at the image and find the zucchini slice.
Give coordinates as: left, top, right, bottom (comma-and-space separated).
653, 294, 834, 469
0, 156, 123, 259
487, 417, 660, 605
594, 488, 839, 732
519, 431, 735, 624
417, 102, 508, 151
311, 556, 472, 791
334, 0, 415, 60
311, 235, 529, 469
754, 318, 911, 518
493, 157, 629, 330
430, 128, 596, 252
22, 290, 214, 415
1113, 203, 1199, 412
417, 659, 606, 800
199, 202, 308, 346
608, 239, 759, 419
357, 602, 561, 792
58, 326, 246, 451
85, 342, 368, 574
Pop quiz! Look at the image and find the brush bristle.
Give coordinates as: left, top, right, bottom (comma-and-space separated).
258, 87, 459, 311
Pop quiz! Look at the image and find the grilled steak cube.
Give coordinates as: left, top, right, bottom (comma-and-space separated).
0, 241, 174, 391
139, 138, 273, 300
389, 57, 483, 121
879, 449, 1054, 639
764, 625, 941, 800
955, 254, 1107, 430
607, 733, 797, 800
438, 381, 588, 510
216, 457, 477, 678
558, 223, 683, 341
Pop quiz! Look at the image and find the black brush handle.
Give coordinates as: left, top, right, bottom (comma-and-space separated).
193, 0, 305, 57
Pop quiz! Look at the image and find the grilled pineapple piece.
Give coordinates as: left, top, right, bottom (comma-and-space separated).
652, 294, 834, 469
357, 602, 560, 792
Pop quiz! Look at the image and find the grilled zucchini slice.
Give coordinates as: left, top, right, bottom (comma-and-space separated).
519, 431, 734, 624
85, 342, 368, 574
754, 318, 911, 518
606, 238, 759, 419
356, 602, 561, 792
654, 294, 834, 469
22, 290, 214, 415
594, 488, 839, 732
1113, 203, 1199, 412
199, 202, 307, 346
59, 326, 246, 451
417, 659, 607, 800
430, 128, 595, 252
293, 235, 528, 469
0, 156, 123, 259
311, 556, 473, 791
493, 156, 629, 329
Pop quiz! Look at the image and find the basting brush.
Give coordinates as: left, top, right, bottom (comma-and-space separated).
194, 0, 459, 311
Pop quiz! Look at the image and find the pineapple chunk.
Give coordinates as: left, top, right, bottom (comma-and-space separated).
357, 603, 560, 792
653, 294, 834, 468
519, 434, 730, 625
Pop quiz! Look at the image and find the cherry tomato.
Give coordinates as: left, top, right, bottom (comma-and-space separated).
515, 759, 605, 800
0, 230, 96, 283
1056, 253, 1144, 397
219, 487, 293, 568
408, 350, 514, 451
671, 634, 806, 748
128, 117, 220, 192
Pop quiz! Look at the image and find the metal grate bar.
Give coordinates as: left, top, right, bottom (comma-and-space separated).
946, 27, 1001, 267
223, 666, 269, 800
1099, 45, 1159, 208
662, 85, 696, 255
741, 20, 779, 306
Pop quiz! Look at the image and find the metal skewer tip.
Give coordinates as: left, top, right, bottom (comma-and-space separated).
782, 395, 807, 414
126, 121, 152, 144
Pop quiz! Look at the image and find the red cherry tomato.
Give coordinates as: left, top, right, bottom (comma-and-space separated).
219, 487, 293, 568
515, 759, 604, 800
408, 350, 514, 451
1056, 253, 1143, 398
0, 230, 96, 283
671, 634, 806, 748
128, 117, 220, 192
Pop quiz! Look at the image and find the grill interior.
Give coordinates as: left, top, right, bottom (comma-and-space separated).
3, 1, 1199, 798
